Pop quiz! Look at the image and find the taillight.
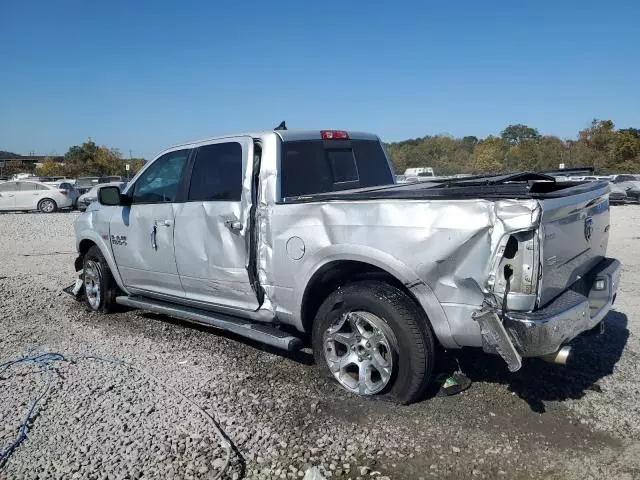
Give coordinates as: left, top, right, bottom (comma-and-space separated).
321, 130, 349, 140
487, 230, 540, 311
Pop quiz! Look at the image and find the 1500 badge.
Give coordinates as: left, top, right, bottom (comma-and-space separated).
111, 235, 127, 247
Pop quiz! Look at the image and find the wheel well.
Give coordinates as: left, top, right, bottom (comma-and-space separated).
301, 260, 424, 334
75, 239, 97, 271
79, 239, 96, 256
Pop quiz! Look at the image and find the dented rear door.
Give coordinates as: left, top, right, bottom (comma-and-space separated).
173, 137, 259, 311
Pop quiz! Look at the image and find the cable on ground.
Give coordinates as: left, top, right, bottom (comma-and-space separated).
0, 351, 232, 478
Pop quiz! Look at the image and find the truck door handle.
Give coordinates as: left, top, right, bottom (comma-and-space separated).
224, 219, 242, 232
150, 225, 157, 250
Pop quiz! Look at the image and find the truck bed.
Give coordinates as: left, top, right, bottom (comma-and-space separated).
280, 173, 610, 203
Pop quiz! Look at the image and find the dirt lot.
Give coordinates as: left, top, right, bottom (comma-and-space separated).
1, 206, 639, 480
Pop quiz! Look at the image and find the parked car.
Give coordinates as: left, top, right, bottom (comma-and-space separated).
75, 177, 101, 196
0, 180, 74, 212
608, 183, 629, 203
404, 167, 435, 177
74, 129, 620, 404
77, 182, 127, 211
611, 174, 640, 201
99, 176, 123, 184
44, 181, 80, 208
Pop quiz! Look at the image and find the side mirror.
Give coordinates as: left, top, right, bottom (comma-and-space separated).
98, 186, 122, 206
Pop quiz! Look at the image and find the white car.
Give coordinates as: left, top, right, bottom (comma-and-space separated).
0, 180, 74, 213
46, 181, 81, 209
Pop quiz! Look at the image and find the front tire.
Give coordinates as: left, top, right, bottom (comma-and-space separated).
38, 198, 57, 213
312, 281, 435, 404
83, 246, 117, 313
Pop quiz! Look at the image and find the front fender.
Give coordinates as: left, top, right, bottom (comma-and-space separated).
296, 244, 458, 349
76, 228, 130, 295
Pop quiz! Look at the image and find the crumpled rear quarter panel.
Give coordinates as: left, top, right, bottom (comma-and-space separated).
267, 197, 540, 348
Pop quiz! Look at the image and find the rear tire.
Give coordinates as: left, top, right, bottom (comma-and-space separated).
83, 246, 117, 313
312, 281, 435, 404
38, 198, 57, 213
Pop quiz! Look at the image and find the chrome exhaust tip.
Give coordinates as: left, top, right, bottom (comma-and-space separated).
539, 346, 572, 365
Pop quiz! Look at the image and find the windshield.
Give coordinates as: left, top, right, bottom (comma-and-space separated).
280, 139, 393, 198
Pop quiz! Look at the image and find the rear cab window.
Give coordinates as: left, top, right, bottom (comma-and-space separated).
188, 142, 243, 202
280, 137, 393, 199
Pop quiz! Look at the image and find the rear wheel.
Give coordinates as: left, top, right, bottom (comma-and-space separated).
312, 281, 435, 404
38, 198, 57, 213
83, 246, 117, 313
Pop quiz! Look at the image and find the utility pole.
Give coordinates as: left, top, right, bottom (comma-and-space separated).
127, 150, 133, 181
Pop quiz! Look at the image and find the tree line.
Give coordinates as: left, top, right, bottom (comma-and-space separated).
35, 141, 145, 178
7, 119, 640, 180
385, 119, 640, 176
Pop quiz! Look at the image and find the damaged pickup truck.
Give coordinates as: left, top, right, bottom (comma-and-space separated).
74, 128, 621, 404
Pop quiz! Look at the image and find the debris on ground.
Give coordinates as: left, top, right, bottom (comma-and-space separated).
303, 466, 326, 480
435, 372, 472, 397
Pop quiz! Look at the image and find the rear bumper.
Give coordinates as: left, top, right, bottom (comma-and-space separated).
503, 257, 621, 357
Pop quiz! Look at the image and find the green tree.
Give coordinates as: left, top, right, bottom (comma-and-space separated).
501, 124, 540, 145
61, 140, 143, 177
473, 136, 504, 172
36, 157, 66, 177
384, 119, 638, 176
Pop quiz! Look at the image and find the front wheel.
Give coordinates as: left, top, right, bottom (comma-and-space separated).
83, 246, 117, 313
312, 281, 435, 404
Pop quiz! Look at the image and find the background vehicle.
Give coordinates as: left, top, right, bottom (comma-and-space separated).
75, 177, 100, 195
610, 174, 640, 200
404, 167, 435, 177
0, 180, 73, 212
44, 180, 80, 208
75, 129, 620, 404
77, 182, 127, 211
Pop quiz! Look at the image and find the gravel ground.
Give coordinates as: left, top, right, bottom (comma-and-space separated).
1, 208, 639, 480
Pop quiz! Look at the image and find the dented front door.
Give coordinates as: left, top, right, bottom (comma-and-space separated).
173, 137, 259, 311
110, 149, 190, 298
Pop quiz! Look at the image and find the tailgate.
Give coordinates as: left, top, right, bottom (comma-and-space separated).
537, 184, 610, 307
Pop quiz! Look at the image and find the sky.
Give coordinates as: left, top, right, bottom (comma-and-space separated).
1, 0, 639, 159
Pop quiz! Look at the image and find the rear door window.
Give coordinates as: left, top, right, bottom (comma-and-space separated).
0, 182, 18, 192
19, 182, 42, 191
280, 140, 393, 198
188, 142, 243, 202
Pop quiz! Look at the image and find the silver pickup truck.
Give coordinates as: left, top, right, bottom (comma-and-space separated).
74, 128, 621, 404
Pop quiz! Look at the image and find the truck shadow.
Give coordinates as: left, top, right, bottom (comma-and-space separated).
447, 310, 629, 413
